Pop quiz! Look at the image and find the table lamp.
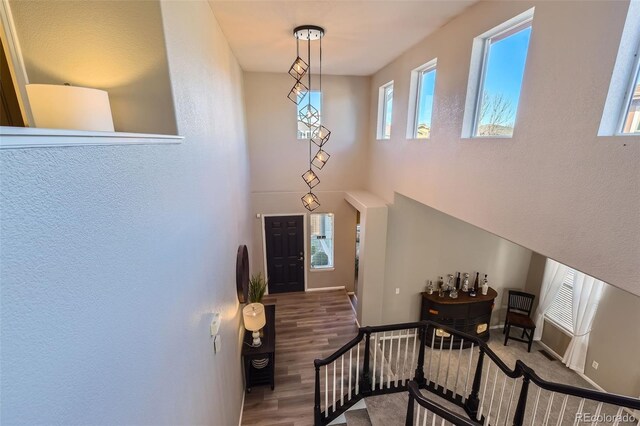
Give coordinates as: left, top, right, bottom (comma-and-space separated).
243, 303, 266, 347
26, 84, 114, 132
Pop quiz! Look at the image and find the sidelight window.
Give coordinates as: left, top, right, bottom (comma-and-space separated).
310, 213, 334, 269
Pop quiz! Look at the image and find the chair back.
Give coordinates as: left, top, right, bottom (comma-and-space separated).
507, 290, 535, 317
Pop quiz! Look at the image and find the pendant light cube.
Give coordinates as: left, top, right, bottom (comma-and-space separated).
298, 104, 320, 128
287, 80, 309, 105
302, 169, 320, 189
289, 56, 309, 80
312, 125, 331, 147
312, 149, 330, 169
302, 192, 320, 211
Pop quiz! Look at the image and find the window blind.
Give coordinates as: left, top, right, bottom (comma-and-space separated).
546, 269, 576, 333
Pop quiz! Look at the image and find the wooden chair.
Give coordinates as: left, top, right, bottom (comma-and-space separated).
503, 290, 536, 352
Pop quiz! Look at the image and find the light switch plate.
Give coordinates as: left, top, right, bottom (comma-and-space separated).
210, 313, 221, 337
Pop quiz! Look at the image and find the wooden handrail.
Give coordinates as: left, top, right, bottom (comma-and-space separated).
516, 360, 640, 410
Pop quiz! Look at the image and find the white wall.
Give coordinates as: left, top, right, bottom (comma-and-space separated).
366, 1, 640, 297
0, 1, 251, 424
244, 72, 370, 290
382, 194, 533, 326
345, 191, 389, 326
9, 0, 177, 135
244, 72, 370, 192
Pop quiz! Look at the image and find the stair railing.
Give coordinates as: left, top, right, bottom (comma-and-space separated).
314, 320, 640, 426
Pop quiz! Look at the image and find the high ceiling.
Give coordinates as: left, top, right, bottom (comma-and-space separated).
208, 1, 476, 76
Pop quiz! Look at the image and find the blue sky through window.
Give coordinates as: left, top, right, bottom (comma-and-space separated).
476, 25, 531, 136
416, 69, 436, 137
383, 85, 393, 138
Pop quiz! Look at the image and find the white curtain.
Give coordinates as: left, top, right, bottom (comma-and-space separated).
533, 258, 568, 340
562, 272, 605, 373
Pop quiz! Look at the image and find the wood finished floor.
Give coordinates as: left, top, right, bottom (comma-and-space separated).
241, 290, 359, 426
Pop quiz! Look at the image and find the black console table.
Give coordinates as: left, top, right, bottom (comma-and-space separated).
420, 288, 497, 348
242, 304, 275, 392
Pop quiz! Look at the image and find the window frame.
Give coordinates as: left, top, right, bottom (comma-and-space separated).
598, 0, 640, 137
617, 41, 640, 135
309, 212, 335, 271
297, 90, 322, 140
406, 59, 437, 139
377, 81, 394, 140
462, 8, 535, 139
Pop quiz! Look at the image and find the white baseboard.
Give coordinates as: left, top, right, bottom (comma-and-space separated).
238, 391, 245, 426
344, 290, 361, 328
306, 286, 346, 292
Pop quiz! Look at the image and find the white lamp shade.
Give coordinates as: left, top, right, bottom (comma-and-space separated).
242, 303, 266, 332
26, 84, 114, 132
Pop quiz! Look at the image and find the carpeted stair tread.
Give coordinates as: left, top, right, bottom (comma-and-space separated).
344, 408, 373, 426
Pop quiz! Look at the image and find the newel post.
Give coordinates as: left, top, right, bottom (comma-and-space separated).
405, 393, 415, 426
464, 348, 485, 419
513, 375, 530, 426
413, 324, 427, 386
359, 329, 372, 396
314, 361, 322, 425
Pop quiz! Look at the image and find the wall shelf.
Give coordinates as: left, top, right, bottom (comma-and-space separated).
0, 126, 183, 149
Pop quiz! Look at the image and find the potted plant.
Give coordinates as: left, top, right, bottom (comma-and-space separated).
248, 272, 267, 304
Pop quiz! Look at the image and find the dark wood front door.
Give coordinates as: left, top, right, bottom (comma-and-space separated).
264, 215, 305, 293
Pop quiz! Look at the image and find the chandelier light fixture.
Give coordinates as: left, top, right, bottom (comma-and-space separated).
287, 25, 330, 211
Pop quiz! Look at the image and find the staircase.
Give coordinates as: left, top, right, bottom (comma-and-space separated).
314, 321, 640, 426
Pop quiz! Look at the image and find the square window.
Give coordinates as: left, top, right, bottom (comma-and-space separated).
310, 213, 334, 269
408, 60, 437, 139
463, 9, 534, 138
297, 91, 322, 139
377, 82, 394, 139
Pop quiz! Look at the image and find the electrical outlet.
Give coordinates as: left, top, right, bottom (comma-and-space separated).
592, 360, 599, 370
395, 288, 400, 295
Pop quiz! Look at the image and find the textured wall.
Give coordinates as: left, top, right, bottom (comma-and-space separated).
381, 194, 533, 325
244, 72, 370, 192
585, 285, 640, 397
0, 1, 251, 424
366, 1, 640, 296
10, 0, 177, 135
526, 256, 640, 398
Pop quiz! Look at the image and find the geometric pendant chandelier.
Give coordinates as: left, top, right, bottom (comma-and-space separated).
287, 25, 330, 211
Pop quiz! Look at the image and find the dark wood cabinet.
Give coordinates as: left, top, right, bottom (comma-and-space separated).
242, 304, 276, 392
420, 288, 497, 348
